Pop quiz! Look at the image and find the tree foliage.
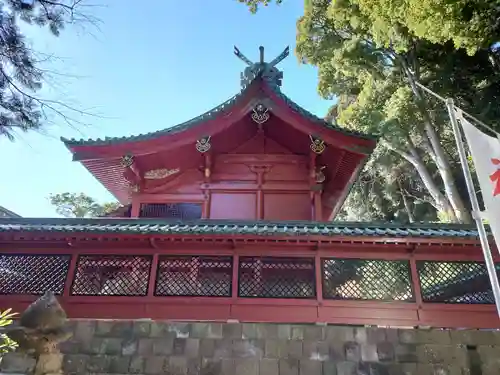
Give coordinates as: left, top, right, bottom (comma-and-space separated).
240, 0, 500, 53
48, 192, 121, 218
0, 309, 18, 355
237, 0, 282, 13
335, 149, 439, 222
242, 0, 500, 223
0, 0, 98, 140
351, 0, 500, 55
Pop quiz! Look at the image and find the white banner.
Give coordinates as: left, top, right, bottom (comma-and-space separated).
459, 112, 500, 249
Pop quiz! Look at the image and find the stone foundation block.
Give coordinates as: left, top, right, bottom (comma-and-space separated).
62, 354, 88, 375
300, 359, 322, 375
0, 353, 35, 374
260, 358, 279, 375
235, 358, 259, 375
278, 359, 299, 375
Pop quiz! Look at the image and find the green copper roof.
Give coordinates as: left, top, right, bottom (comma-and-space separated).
265, 83, 376, 142
0, 218, 482, 239
61, 86, 248, 147
61, 74, 376, 147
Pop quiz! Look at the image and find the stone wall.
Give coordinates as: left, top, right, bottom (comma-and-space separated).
1, 320, 500, 375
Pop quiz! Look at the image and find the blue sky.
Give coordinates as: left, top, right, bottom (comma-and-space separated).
0, 1, 332, 217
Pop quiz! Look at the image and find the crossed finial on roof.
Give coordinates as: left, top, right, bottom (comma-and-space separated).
234, 45, 290, 67
233, 45, 290, 88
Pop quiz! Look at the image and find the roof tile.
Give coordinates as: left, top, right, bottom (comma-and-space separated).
0, 218, 482, 240
62, 77, 376, 148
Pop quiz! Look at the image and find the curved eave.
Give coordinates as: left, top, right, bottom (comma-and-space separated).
61, 81, 254, 149
61, 79, 378, 157
268, 84, 377, 143
263, 84, 377, 155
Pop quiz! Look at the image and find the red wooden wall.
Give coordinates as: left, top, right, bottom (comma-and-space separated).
133, 135, 316, 221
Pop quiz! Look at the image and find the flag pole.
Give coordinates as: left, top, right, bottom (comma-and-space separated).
446, 98, 500, 317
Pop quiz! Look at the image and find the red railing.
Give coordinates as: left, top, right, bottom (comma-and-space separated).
0, 248, 498, 328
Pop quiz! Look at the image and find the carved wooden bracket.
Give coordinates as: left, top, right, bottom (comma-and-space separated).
315, 166, 326, 183
120, 154, 142, 187
249, 164, 272, 187
249, 164, 272, 175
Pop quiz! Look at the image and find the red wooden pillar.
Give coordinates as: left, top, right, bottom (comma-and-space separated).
310, 192, 315, 221
63, 254, 80, 297
309, 151, 323, 221
254, 166, 264, 220
231, 255, 239, 300
147, 254, 159, 296
256, 189, 263, 219
203, 191, 211, 218
314, 192, 322, 221
202, 153, 212, 219
315, 254, 324, 308
131, 196, 141, 218
409, 255, 423, 308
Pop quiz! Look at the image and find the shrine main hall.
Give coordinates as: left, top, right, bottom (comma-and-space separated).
0, 46, 498, 329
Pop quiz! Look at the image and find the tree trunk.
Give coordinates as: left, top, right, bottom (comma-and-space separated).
401, 58, 472, 224
408, 155, 458, 222
398, 180, 415, 223
382, 139, 458, 222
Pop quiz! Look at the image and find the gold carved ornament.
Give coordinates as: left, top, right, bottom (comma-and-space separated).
251, 103, 270, 124
120, 154, 134, 168
310, 135, 326, 154
196, 136, 211, 153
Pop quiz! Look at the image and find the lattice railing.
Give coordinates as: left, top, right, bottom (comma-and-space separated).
155, 256, 233, 297
322, 258, 414, 301
417, 261, 500, 304
238, 257, 316, 298
0, 254, 70, 295
71, 255, 152, 296
139, 203, 202, 219
1, 251, 497, 307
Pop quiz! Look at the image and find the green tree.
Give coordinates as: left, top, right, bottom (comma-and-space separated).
349, 0, 500, 55
336, 150, 438, 223
0, 309, 18, 355
240, 0, 500, 54
237, 0, 282, 13
242, 0, 500, 223
48, 192, 121, 218
0, 1, 98, 140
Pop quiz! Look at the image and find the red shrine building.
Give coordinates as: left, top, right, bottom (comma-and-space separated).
0, 46, 498, 328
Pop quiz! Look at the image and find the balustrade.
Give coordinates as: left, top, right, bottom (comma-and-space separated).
0, 251, 498, 327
